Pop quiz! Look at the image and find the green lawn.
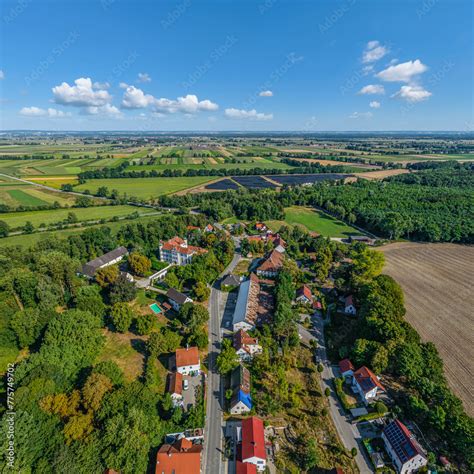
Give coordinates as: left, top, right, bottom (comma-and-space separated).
0, 205, 153, 230
75, 176, 216, 199
267, 206, 363, 238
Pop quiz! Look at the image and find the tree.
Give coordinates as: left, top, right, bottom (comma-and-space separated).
324, 387, 330, 397
10, 307, 47, 348
92, 361, 124, 387
193, 281, 210, 302
110, 303, 134, 333
0, 220, 9, 237
24, 221, 34, 234
67, 212, 78, 224
302, 438, 319, 471
128, 252, 151, 276
95, 265, 119, 288
351, 447, 357, 457
165, 271, 180, 290
135, 313, 155, 335
63, 412, 94, 444
147, 329, 182, 356
82, 373, 113, 412
375, 401, 388, 414
97, 186, 109, 197
216, 339, 239, 375
74, 285, 106, 320
109, 274, 137, 304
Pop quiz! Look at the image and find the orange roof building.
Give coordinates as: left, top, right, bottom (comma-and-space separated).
175, 347, 201, 375
159, 237, 206, 266
352, 366, 385, 404
156, 438, 202, 474
256, 249, 284, 278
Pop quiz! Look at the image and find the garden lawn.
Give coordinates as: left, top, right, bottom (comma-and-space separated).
267, 206, 363, 238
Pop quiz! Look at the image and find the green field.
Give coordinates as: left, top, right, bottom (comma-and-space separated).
75, 176, 216, 199
267, 206, 363, 238
0, 205, 154, 230
0, 183, 75, 208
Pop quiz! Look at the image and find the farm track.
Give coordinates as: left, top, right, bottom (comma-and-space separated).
381, 242, 474, 416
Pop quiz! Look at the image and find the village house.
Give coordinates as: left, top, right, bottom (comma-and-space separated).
236, 461, 257, 474
352, 366, 385, 404
239, 416, 267, 471
204, 224, 214, 232
232, 274, 261, 332
254, 222, 267, 232
166, 288, 193, 311
344, 295, 357, 315
339, 359, 355, 378
159, 236, 206, 266
256, 248, 284, 278
221, 274, 241, 290
229, 365, 252, 415
295, 285, 313, 304
233, 329, 262, 361
80, 246, 128, 278
267, 233, 286, 253
155, 437, 202, 474
175, 347, 200, 376
382, 420, 428, 474
167, 372, 183, 407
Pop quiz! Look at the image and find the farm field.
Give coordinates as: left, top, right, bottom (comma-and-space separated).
352, 168, 410, 180
381, 242, 474, 416
74, 176, 216, 199
266, 206, 363, 237
0, 182, 75, 207
0, 204, 152, 230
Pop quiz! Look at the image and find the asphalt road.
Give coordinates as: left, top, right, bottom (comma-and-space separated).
203, 249, 241, 474
312, 314, 374, 473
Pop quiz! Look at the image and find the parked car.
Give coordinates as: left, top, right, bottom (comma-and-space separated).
183, 379, 189, 391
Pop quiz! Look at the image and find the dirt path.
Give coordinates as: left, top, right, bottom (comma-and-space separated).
381, 242, 474, 415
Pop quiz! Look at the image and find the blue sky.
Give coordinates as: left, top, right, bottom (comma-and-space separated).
0, 0, 472, 131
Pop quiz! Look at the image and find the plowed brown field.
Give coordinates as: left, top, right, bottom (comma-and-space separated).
381, 242, 474, 416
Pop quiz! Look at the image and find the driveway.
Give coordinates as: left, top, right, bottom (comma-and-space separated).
182, 373, 202, 411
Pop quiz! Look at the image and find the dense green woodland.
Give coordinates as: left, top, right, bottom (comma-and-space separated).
161, 168, 474, 243
0, 215, 233, 473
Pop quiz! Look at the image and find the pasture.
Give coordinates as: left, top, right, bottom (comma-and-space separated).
381, 242, 474, 416
0, 182, 75, 207
266, 206, 362, 237
74, 176, 216, 199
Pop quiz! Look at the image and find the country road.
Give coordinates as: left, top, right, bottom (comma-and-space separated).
203, 244, 241, 474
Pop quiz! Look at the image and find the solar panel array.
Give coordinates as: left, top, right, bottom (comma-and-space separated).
384, 422, 415, 463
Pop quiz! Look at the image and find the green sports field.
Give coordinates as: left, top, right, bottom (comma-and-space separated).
266, 206, 363, 238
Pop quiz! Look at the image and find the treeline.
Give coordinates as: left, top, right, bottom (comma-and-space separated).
0, 213, 225, 472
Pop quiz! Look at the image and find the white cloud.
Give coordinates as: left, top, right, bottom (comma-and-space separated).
85, 104, 122, 116
362, 65, 374, 75
377, 59, 428, 82
259, 90, 273, 97
20, 106, 68, 117
52, 77, 112, 106
0, 70, 4, 80
119, 82, 129, 89
137, 72, 151, 83
358, 84, 385, 95
362, 40, 388, 63
121, 86, 218, 113
369, 101, 381, 108
224, 108, 273, 121
93, 81, 110, 90
392, 85, 432, 102
349, 111, 373, 119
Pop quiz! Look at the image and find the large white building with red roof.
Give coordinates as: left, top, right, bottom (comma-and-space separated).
159, 237, 206, 266
382, 420, 427, 474
240, 416, 267, 471
352, 366, 385, 404
155, 437, 202, 474
175, 347, 200, 375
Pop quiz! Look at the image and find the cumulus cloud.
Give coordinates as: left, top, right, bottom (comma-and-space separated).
137, 72, 151, 83
392, 85, 432, 102
20, 106, 69, 117
349, 111, 373, 119
224, 108, 273, 121
0, 70, 4, 80
93, 81, 110, 90
377, 59, 428, 82
358, 84, 385, 95
369, 101, 381, 108
85, 104, 122, 116
259, 90, 273, 97
52, 77, 112, 106
121, 86, 218, 113
362, 40, 388, 63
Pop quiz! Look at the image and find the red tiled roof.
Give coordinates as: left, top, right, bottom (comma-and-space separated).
161, 236, 206, 256
247, 235, 263, 242
339, 359, 355, 374
186, 225, 200, 231
175, 347, 200, 368
297, 285, 313, 301
354, 366, 385, 392
257, 249, 284, 273
156, 440, 202, 474
236, 461, 257, 474
255, 222, 266, 230
233, 329, 258, 352
241, 417, 266, 462
313, 300, 322, 310
167, 372, 183, 395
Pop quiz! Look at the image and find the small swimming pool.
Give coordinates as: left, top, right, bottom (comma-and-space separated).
150, 303, 162, 314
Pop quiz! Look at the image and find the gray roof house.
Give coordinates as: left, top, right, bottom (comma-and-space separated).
166, 288, 193, 311
80, 246, 128, 278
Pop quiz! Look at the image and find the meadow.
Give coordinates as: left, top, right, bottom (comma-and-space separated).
0, 181, 75, 207
0, 204, 153, 230
266, 206, 363, 237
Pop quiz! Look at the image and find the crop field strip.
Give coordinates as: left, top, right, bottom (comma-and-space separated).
381, 242, 474, 416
